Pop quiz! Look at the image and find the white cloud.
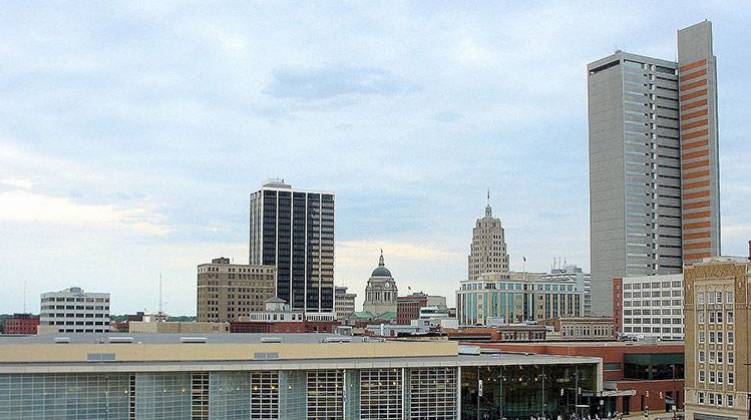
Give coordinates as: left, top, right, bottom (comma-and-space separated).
0, 190, 169, 236
1, 177, 33, 190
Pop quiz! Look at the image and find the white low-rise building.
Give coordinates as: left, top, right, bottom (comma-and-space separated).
39, 287, 110, 334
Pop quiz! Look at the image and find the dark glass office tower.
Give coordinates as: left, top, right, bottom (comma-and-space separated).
250, 180, 335, 313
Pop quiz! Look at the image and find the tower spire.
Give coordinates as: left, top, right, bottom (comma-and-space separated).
379, 249, 384, 266
485, 189, 492, 217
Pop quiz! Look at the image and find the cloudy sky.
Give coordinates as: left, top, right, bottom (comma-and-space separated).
1, 2, 749, 315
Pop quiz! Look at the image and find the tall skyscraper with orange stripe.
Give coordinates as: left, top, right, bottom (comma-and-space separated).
587, 21, 720, 315
677, 22, 720, 265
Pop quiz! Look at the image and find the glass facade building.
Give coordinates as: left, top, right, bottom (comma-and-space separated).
461, 364, 598, 420
0, 334, 603, 420
457, 272, 585, 326
249, 180, 335, 314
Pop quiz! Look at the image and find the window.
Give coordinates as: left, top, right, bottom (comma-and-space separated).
699, 370, 705, 382
727, 394, 734, 407
698, 392, 705, 404
727, 311, 734, 324
727, 291, 733, 304
699, 351, 705, 363
728, 332, 734, 344
698, 311, 704, 323
717, 351, 723, 364
709, 393, 715, 405
728, 372, 734, 385
699, 331, 705, 343
709, 331, 716, 343
716, 394, 723, 406
728, 352, 734, 364
717, 332, 723, 344
698, 292, 705, 305
709, 371, 715, 383
716, 311, 723, 324
709, 351, 715, 363
709, 312, 716, 323
717, 371, 723, 384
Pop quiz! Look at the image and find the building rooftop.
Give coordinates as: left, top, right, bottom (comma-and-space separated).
0, 333, 363, 345
0, 333, 602, 375
478, 340, 684, 348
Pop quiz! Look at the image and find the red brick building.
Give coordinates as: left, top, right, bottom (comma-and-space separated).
396, 293, 428, 325
613, 278, 624, 335
474, 341, 685, 415
230, 320, 337, 334
3, 314, 39, 335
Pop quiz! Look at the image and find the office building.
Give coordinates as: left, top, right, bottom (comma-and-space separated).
613, 273, 684, 340
196, 257, 277, 323
362, 251, 398, 316
457, 270, 585, 326
468, 193, 509, 281
0, 333, 602, 419
39, 287, 110, 334
684, 257, 749, 420
250, 179, 335, 314
544, 264, 593, 316
588, 21, 721, 315
2, 314, 39, 335
487, 341, 685, 415
397, 292, 429, 325
334, 286, 356, 321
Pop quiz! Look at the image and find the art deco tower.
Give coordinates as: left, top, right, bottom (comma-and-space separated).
468, 192, 509, 281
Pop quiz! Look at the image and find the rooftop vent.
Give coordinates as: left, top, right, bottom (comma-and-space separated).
322, 336, 352, 343
54, 337, 71, 344
108, 337, 134, 344
180, 337, 207, 344
458, 346, 481, 356
260, 337, 282, 344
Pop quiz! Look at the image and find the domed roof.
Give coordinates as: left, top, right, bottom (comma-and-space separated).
371, 250, 393, 277
371, 266, 392, 277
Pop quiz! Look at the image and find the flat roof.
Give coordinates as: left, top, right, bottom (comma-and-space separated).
0, 333, 602, 377
0, 333, 364, 345
476, 340, 684, 348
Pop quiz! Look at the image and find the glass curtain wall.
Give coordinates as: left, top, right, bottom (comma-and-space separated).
461, 364, 597, 420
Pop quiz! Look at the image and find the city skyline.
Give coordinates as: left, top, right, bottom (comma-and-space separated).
1, 4, 750, 315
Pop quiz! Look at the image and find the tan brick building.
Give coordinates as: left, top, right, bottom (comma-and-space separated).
684, 258, 750, 420
197, 257, 277, 322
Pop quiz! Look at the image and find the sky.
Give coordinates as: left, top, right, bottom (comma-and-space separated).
1, 2, 750, 315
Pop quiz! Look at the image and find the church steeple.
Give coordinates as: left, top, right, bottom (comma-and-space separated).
485, 189, 492, 217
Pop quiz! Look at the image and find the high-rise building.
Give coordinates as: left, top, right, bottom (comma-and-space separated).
612, 273, 684, 340
196, 257, 277, 323
363, 251, 398, 316
683, 257, 749, 420
39, 287, 110, 334
468, 193, 509, 281
333, 286, 356, 321
249, 179, 335, 314
588, 21, 721, 315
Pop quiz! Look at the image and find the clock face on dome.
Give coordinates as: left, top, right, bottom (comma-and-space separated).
385, 283, 390, 288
